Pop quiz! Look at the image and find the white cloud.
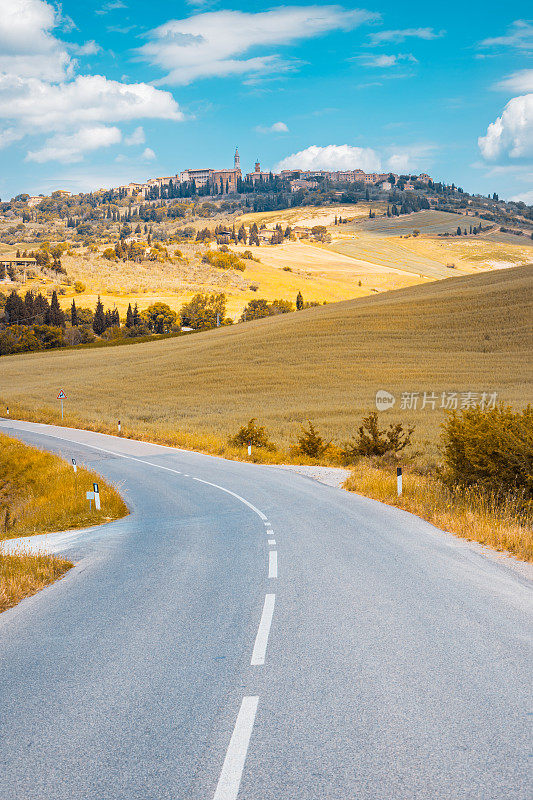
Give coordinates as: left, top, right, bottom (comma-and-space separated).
256, 120, 289, 134
369, 27, 444, 45
138, 6, 379, 85
493, 69, 533, 94
510, 189, 533, 204
275, 142, 436, 174
95, 1, 127, 15
0, 74, 183, 130
71, 40, 101, 56
26, 125, 122, 163
478, 94, 533, 160
275, 144, 382, 172
360, 53, 417, 67
0, 0, 183, 163
0, 0, 73, 81
124, 125, 146, 145
142, 147, 156, 160
480, 20, 533, 52
385, 144, 435, 173
0, 127, 23, 148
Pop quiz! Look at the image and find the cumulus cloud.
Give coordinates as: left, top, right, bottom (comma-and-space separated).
256, 121, 289, 134
124, 125, 146, 145
275, 142, 435, 174
478, 94, 533, 160
360, 53, 417, 67
510, 188, 533, 204
0, 0, 183, 163
142, 147, 156, 160
479, 20, 533, 52
369, 27, 444, 45
275, 144, 382, 172
0, 0, 73, 81
384, 144, 435, 173
0, 74, 182, 130
26, 125, 122, 163
493, 69, 533, 94
138, 6, 379, 85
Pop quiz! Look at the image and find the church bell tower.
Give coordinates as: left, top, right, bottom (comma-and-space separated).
234, 147, 240, 171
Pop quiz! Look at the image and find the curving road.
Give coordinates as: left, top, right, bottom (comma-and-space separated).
0, 419, 531, 800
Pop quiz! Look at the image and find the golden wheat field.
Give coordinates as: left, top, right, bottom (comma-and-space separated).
1, 265, 531, 463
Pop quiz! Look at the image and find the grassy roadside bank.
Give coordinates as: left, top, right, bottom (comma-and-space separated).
0, 433, 128, 612
344, 462, 533, 563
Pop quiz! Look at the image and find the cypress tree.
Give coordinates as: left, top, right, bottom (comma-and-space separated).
47, 291, 65, 327
93, 296, 106, 334
133, 303, 140, 326
296, 291, 304, 310
71, 299, 79, 326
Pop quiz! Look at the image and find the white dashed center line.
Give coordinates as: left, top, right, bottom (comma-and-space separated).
268, 550, 278, 579
268, 539, 276, 546
213, 696, 259, 800
251, 593, 276, 666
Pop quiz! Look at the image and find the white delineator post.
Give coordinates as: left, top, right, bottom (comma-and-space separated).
118, 419, 121, 434
397, 466, 403, 497
93, 483, 101, 510
248, 442, 252, 457
72, 458, 77, 474
6, 406, 9, 416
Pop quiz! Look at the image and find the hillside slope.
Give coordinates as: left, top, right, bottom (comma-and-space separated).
1, 265, 531, 457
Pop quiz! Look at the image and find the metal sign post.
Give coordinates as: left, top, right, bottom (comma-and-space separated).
57, 390, 67, 420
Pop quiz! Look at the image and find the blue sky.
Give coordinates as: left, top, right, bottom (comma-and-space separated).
0, 0, 531, 202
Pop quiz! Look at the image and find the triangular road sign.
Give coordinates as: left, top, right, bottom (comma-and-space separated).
57, 390, 67, 399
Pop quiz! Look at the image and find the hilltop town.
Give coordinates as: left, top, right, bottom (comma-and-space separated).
0, 148, 531, 358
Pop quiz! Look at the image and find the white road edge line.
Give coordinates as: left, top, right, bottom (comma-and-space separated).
251, 593, 276, 666
0, 425, 268, 523
213, 696, 259, 800
268, 550, 278, 579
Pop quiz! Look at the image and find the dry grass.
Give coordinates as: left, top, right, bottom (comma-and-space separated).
0, 433, 128, 540
1, 266, 531, 467
344, 462, 533, 562
0, 550, 73, 613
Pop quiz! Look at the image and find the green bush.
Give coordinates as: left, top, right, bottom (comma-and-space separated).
341, 411, 414, 462
441, 405, 533, 501
296, 421, 331, 458
230, 419, 275, 450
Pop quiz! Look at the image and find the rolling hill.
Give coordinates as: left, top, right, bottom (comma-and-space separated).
1, 265, 531, 461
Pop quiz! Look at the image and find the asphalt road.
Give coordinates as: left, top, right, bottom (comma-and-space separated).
0, 419, 531, 800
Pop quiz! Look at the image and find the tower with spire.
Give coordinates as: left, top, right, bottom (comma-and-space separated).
234, 147, 240, 171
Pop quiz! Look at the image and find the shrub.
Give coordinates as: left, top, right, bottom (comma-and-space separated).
296, 421, 331, 458
441, 405, 533, 502
202, 251, 245, 271
74, 281, 86, 293
230, 419, 275, 450
341, 411, 414, 462
102, 248, 117, 261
